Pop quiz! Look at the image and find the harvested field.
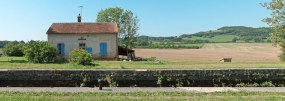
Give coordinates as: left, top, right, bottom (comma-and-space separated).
135, 43, 281, 62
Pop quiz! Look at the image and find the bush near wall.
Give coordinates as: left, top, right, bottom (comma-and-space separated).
24, 41, 57, 63
69, 49, 93, 65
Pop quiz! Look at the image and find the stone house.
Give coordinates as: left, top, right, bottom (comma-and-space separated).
46, 14, 118, 60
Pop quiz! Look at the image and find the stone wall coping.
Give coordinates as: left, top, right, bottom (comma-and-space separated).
0, 68, 284, 71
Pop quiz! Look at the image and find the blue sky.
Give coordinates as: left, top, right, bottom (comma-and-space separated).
0, 0, 271, 41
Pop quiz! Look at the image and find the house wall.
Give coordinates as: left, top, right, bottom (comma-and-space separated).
48, 33, 118, 60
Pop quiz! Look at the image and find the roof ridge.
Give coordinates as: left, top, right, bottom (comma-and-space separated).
52, 22, 116, 24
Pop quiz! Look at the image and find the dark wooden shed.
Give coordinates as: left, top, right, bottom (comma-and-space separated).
118, 46, 135, 60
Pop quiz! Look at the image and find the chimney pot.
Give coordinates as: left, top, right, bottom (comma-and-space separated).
77, 14, 81, 22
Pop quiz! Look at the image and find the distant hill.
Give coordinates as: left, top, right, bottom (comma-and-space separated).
134, 26, 273, 49
180, 26, 273, 39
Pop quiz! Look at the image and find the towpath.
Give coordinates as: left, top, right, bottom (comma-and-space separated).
0, 87, 285, 92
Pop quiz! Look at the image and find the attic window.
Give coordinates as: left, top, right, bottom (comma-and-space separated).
79, 43, 86, 49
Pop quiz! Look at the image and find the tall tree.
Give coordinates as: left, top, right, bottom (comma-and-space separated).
96, 7, 139, 43
262, 0, 285, 61
120, 10, 140, 49
96, 7, 140, 59
96, 7, 124, 37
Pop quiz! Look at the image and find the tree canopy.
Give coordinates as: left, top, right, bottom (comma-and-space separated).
262, 0, 285, 61
262, 0, 285, 46
96, 7, 140, 49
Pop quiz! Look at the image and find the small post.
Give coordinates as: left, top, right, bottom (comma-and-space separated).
98, 79, 103, 90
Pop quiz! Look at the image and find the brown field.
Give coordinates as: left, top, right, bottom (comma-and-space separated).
135, 43, 281, 62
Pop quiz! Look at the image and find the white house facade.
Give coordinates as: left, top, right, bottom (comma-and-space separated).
46, 14, 118, 60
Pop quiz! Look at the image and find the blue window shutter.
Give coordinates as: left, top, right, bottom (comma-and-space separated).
61, 43, 65, 56
104, 43, 107, 55
100, 43, 107, 56
100, 43, 104, 56
85, 47, 92, 54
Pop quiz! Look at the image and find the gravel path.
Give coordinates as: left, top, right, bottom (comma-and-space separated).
0, 87, 284, 92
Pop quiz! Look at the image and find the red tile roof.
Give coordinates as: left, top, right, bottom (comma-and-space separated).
46, 22, 118, 34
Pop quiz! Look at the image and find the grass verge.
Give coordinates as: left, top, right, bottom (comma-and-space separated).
0, 91, 284, 101
0, 56, 284, 69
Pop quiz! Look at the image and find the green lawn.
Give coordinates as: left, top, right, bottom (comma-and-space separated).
0, 91, 284, 101
0, 56, 284, 69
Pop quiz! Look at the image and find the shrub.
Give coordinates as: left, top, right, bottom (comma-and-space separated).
135, 57, 157, 61
2, 43, 26, 56
236, 82, 245, 87
69, 49, 93, 65
260, 81, 275, 87
253, 82, 260, 87
147, 57, 157, 61
24, 41, 57, 63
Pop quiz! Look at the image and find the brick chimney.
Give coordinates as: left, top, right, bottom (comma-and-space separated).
77, 14, 81, 22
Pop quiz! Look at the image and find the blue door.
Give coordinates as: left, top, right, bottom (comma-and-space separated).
100, 43, 107, 56
85, 47, 92, 55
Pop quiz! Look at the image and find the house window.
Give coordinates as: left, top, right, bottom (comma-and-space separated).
79, 43, 86, 49
100, 43, 107, 56
57, 43, 65, 56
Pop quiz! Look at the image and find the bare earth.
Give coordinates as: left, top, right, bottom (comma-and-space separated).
135, 43, 281, 62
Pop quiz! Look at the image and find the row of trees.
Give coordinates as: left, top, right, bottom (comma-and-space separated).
137, 45, 200, 49
2, 41, 57, 63
0, 41, 25, 48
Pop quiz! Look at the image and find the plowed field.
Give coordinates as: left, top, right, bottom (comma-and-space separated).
135, 43, 281, 62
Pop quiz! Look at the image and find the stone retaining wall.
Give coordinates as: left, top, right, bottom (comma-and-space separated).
0, 69, 284, 87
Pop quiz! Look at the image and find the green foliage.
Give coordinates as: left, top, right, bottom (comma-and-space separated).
260, 81, 275, 87
0, 40, 26, 48
24, 41, 57, 63
236, 81, 275, 87
236, 83, 246, 87
105, 75, 117, 87
253, 82, 260, 87
262, 0, 285, 45
69, 49, 93, 65
1, 91, 285, 101
135, 57, 156, 61
134, 26, 273, 48
96, 7, 124, 36
262, 0, 285, 61
96, 7, 140, 51
80, 83, 86, 87
279, 42, 285, 62
232, 37, 238, 42
120, 65, 125, 69
157, 75, 163, 87
2, 43, 26, 56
